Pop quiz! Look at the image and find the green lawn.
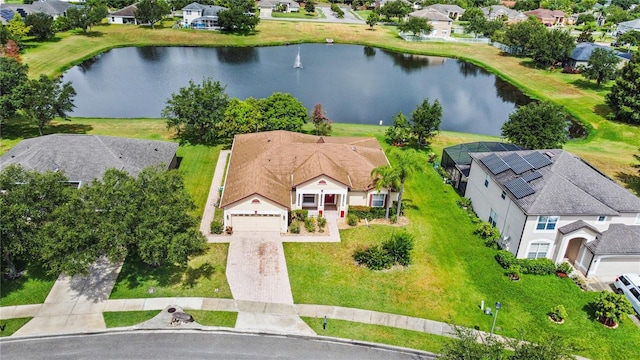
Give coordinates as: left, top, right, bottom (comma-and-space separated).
0, 318, 32, 337
285, 155, 640, 360
188, 310, 237, 327
102, 310, 237, 328
103, 310, 160, 327
302, 317, 446, 354
0, 265, 56, 307
109, 243, 231, 299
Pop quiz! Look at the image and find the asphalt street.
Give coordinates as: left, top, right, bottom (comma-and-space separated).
0, 330, 437, 360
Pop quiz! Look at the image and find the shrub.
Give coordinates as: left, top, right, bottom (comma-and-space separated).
317, 215, 327, 232
495, 250, 517, 269
347, 213, 359, 226
291, 209, 308, 222
210, 220, 223, 234
549, 305, 568, 322
475, 221, 500, 241
382, 231, 414, 266
289, 221, 300, 234
390, 214, 398, 223
456, 197, 472, 209
304, 217, 316, 233
353, 245, 392, 270
592, 291, 634, 326
521, 258, 556, 275
507, 264, 522, 279
556, 262, 573, 275
349, 205, 371, 219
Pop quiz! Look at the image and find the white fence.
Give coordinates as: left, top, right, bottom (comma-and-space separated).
399, 32, 491, 44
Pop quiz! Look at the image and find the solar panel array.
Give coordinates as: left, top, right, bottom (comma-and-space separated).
0, 9, 15, 22
521, 171, 542, 183
504, 178, 535, 199
523, 152, 552, 169
502, 153, 534, 174
480, 153, 510, 174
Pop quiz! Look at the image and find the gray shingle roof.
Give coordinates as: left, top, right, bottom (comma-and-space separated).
110, 4, 137, 17
558, 220, 601, 235
0, 134, 178, 186
569, 42, 613, 61
586, 224, 640, 255
470, 149, 640, 216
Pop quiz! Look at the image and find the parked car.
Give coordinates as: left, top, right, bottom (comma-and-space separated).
614, 274, 640, 316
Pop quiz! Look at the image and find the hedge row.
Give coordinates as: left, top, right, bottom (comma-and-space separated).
348, 203, 402, 220
495, 250, 557, 275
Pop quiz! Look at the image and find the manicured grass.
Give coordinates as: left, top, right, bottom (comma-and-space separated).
109, 243, 231, 299
302, 317, 446, 354
188, 310, 237, 327
0, 265, 56, 306
285, 157, 640, 360
103, 310, 160, 327
271, 10, 322, 19
0, 318, 32, 337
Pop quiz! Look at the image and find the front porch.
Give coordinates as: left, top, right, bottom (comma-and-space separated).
299, 192, 346, 218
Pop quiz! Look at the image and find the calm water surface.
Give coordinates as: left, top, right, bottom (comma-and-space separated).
63, 44, 530, 136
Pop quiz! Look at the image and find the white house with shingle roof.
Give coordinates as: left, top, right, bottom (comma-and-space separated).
182, 2, 227, 29
108, 4, 139, 25
0, 134, 179, 187
464, 148, 640, 278
219, 131, 397, 233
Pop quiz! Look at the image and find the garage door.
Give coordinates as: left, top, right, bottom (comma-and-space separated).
596, 257, 640, 276
231, 214, 281, 232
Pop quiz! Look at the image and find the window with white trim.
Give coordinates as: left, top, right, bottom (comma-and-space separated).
302, 194, 316, 204
185, 10, 191, 15
484, 174, 489, 188
371, 193, 385, 207
489, 209, 498, 227
596, 215, 607, 223
501, 190, 506, 200
536, 216, 558, 231
527, 242, 550, 259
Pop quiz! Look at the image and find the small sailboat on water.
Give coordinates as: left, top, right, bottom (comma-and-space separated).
293, 47, 302, 69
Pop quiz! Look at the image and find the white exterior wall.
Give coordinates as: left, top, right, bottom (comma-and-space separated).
465, 160, 527, 255
109, 16, 125, 24
183, 9, 202, 26
224, 195, 288, 233
348, 191, 368, 206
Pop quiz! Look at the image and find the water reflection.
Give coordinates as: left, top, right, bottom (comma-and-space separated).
62, 44, 530, 136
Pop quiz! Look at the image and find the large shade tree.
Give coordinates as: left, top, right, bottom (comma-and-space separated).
606, 54, 640, 124
0, 57, 29, 123
135, 0, 170, 28
163, 78, 229, 145
580, 47, 620, 87
0, 165, 71, 279
411, 97, 441, 147
398, 16, 433, 37
258, 92, 308, 132
501, 101, 569, 149
17, 75, 76, 136
66, 1, 109, 33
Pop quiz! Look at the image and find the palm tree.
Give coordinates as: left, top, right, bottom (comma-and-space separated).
391, 149, 424, 217
371, 165, 400, 220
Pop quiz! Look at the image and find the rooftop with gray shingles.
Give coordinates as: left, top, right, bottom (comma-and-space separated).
587, 224, 640, 255
0, 134, 178, 186
470, 149, 640, 216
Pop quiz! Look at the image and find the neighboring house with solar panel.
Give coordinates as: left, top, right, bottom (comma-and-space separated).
1, 0, 73, 24
464, 149, 640, 278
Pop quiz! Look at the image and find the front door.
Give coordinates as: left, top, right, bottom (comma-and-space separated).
324, 194, 335, 204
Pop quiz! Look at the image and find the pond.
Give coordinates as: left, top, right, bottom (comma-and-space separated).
62, 44, 532, 136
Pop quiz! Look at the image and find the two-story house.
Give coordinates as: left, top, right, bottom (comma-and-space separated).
464, 149, 640, 278
182, 2, 227, 29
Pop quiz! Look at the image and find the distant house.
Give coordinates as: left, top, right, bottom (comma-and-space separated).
1, 0, 73, 24
462, 148, 640, 278
525, 8, 566, 26
0, 134, 179, 188
257, 0, 299, 13
108, 4, 139, 25
408, 8, 453, 37
182, 2, 227, 29
481, 5, 527, 24
424, 4, 465, 20
615, 18, 640, 35
220, 131, 397, 233
565, 42, 627, 68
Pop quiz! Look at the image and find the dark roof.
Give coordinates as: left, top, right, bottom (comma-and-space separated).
470, 149, 640, 216
569, 42, 614, 61
443, 142, 522, 166
1, 0, 72, 17
183, 2, 227, 15
0, 134, 178, 186
110, 4, 137, 17
558, 220, 601, 235
586, 224, 640, 255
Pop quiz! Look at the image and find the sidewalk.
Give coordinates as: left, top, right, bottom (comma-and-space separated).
200, 150, 230, 237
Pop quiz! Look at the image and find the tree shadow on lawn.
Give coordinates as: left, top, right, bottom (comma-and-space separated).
0, 263, 56, 305
593, 103, 611, 117
570, 78, 606, 92
116, 254, 184, 292
1, 119, 93, 141
615, 171, 640, 196
183, 263, 216, 289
